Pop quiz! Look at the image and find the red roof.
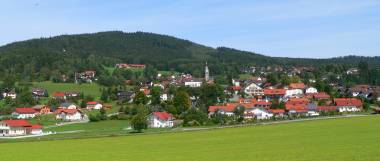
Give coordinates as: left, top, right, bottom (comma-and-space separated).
289, 83, 306, 89
55, 109, 80, 114
53, 92, 65, 97
27, 125, 43, 129
231, 86, 241, 91
208, 105, 236, 113
264, 89, 286, 95
310, 92, 330, 99
255, 101, 272, 106
153, 112, 172, 120
317, 106, 337, 111
270, 109, 285, 114
334, 98, 362, 107
15, 108, 37, 114
3, 120, 30, 127
87, 101, 98, 105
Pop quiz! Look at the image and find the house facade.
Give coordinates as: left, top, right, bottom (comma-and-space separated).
149, 112, 174, 128
86, 102, 103, 110
55, 109, 84, 121
12, 108, 38, 119
0, 120, 43, 137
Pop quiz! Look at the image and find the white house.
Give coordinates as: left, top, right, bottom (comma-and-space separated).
160, 93, 168, 101
56, 109, 84, 121
12, 108, 38, 119
244, 83, 263, 96
0, 120, 43, 137
3, 91, 17, 99
246, 108, 273, 120
59, 103, 78, 109
305, 87, 318, 94
334, 98, 362, 113
86, 102, 103, 110
184, 80, 202, 88
149, 112, 174, 128
285, 89, 303, 98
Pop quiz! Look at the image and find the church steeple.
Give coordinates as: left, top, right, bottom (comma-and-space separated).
205, 62, 209, 81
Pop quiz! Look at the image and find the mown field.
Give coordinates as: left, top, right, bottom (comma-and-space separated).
32, 81, 102, 98
0, 116, 379, 161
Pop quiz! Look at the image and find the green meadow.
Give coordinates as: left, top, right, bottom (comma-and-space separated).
32, 81, 102, 97
0, 116, 379, 161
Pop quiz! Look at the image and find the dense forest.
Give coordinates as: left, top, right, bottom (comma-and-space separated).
0, 31, 379, 83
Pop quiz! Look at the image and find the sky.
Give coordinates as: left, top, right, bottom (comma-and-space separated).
0, 0, 379, 58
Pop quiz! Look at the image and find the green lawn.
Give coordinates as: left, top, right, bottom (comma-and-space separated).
32, 81, 102, 98
0, 116, 379, 161
239, 73, 252, 80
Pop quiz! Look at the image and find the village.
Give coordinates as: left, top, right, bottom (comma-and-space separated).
0, 62, 379, 138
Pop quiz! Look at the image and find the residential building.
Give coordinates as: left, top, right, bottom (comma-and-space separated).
0, 120, 43, 136
55, 109, 84, 121
86, 102, 103, 110
149, 112, 174, 128
12, 108, 38, 119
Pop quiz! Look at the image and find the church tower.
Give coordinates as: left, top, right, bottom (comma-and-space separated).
205, 62, 209, 82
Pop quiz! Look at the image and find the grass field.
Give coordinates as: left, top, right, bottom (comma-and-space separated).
32, 81, 102, 98
0, 116, 379, 161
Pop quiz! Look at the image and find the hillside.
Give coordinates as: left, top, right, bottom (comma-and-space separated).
0, 31, 379, 82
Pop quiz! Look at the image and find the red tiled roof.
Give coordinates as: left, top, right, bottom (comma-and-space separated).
310, 92, 330, 99
255, 101, 272, 106
55, 109, 80, 114
27, 125, 43, 129
153, 112, 172, 120
87, 101, 98, 105
334, 98, 362, 107
289, 83, 306, 89
53, 92, 65, 97
317, 106, 337, 111
15, 108, 37, 114
264, 89, 286, 95
231, 86, 241, 91
3, 120, 30, 127
208, 105, 236, 113
270, 109, 285, 113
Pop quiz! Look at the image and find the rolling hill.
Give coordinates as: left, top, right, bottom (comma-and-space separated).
0, 31, 379, 81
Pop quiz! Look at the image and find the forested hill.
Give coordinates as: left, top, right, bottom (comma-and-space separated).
0, 31, 379, 81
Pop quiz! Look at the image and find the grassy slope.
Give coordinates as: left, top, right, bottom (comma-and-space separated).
32, 81, 102, 97
1, 116, 379, 161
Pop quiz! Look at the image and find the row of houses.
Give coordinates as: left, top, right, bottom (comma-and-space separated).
208, 97, 363, 120
11, 101, 105, 121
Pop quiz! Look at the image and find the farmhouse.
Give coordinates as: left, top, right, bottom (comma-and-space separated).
184, 78, 203, 88
245, 108, 273, 120
59, 103, 78, 109
53, 92, 66, 100
33, 105, 51, 114
12, 108, 38, 119
86, 102, 103, 110
149, 112, 174, 128
334, 98, 362, 112
32, 88, 48, 98
55, 109, 84, 121
3, 89, 17, 99
305, 87, 318, 94
0, 120, 43, 136
244, 83, 264, 96
208, 105, 236, 116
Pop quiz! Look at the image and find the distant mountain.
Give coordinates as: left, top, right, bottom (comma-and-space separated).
0, 31, 378, 81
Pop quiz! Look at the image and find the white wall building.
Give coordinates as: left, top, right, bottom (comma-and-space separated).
149, 112, 174, 128
305, 87, 318, 94
184, 81, 202, 88
56, 109, 84, 121
0, 120, 43, 137
244, 83, 263, 96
